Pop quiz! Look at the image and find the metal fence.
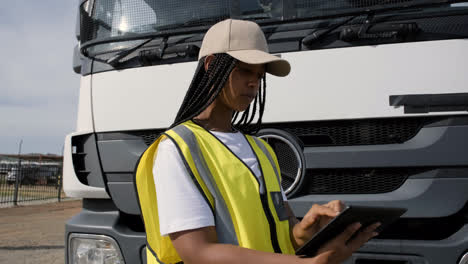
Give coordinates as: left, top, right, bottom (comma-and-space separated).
0, 161, 64, 205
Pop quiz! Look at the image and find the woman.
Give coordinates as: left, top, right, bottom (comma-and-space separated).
135, 19, 380, 264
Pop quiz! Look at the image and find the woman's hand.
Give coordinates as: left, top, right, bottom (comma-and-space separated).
292, 200, 346, 248
313, 222, 381, 264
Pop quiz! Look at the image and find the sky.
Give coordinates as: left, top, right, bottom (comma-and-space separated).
0, 0, 80, 155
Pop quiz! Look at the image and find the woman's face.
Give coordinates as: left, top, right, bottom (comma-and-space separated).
218, 61, 266, 112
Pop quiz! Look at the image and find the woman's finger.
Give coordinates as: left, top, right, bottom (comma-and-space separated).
347, 222, 381, 252
301, 204, 339, 229
325, 200, 346, 213
309, 204, 338, 219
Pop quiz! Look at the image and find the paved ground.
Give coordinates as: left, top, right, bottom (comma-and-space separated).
0, 199, 82, 264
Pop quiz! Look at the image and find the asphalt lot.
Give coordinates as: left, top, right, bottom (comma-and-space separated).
0, 199, 82, 264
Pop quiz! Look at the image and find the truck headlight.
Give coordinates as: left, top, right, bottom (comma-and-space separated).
68, 234, 125, 264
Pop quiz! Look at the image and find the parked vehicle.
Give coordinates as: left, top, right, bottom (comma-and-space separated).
6, 168, 20, 185
65, 1, 468, 263
6, 167, 34, 185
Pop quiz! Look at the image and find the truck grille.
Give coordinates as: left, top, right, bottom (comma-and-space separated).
265, 116, 445, 147
130, 116, 446, 147
301, 167, 431, 194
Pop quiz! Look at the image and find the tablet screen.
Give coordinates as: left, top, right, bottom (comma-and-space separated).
295, 205, 407, 256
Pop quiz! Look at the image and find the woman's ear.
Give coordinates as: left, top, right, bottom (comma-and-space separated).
204, 55, 215, 71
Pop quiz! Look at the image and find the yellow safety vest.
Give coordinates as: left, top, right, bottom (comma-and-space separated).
134, 120, 295, 264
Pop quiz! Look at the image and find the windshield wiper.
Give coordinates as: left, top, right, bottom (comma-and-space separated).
154, 17, 226, 31
302, 11, 420, 47
302, 15, 358, 46
106, 37, 157, 66
106, 35, 200, 67
105, 18, 216, 66
339, 20, 420, 42
138, 43, 200, 66
301, 0, 455, 47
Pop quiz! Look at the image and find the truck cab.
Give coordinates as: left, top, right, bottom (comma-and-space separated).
65, 1, 468, 263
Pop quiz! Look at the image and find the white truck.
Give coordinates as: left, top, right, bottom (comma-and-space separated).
65, 0, 468, 263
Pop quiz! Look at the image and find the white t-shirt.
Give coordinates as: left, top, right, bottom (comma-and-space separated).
153, 130, 287, 236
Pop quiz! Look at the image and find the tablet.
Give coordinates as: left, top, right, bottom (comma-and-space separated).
295, 205, 407, 256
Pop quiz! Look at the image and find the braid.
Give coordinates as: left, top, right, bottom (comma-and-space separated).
240, 106, 250, 126
172, 54, 268, 135
257, 75, 267, 130
247, 94, 258, 124
232, 75, 266, 134
232, 111, 240, 124
172, 54, 237, 127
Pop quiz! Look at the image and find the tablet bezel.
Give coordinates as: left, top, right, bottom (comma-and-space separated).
295, 205, 407, 256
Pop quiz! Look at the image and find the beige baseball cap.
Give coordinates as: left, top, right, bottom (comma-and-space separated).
198, 19, 291, 77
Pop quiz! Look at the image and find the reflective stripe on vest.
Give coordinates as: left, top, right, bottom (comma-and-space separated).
171, 125, 239, 246
252, 137, 281, 186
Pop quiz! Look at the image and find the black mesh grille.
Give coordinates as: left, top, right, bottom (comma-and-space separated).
265, 116, 446, 147
301, 168, 431, 194
264, 138, 300, 191
129, 130, 164, 146
281, 175, 295, 191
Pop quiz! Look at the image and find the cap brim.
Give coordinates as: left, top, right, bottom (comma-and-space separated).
227, 50, 291, 77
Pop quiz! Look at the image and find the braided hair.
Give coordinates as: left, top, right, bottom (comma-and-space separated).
171, 53, 267, 134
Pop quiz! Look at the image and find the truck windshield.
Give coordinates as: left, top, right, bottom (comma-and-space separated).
80, 0, 466, 56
